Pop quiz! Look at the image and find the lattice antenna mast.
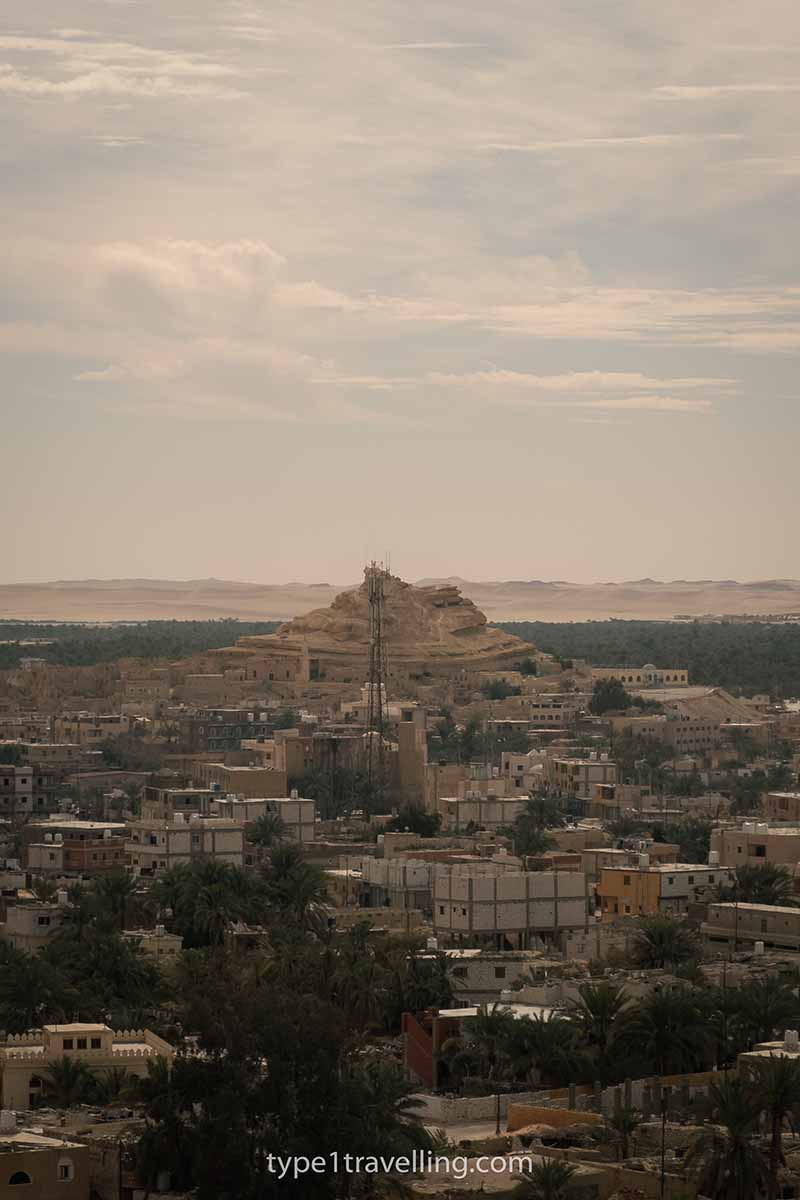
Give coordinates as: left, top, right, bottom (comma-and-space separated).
365, 561, 389, 799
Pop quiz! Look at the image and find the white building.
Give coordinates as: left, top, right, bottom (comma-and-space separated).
432, 864, 587, 948
211, 795, 316, 844
127, 814, 244, 876
442, 795, 524, 833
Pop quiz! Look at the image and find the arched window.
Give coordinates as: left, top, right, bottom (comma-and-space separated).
9, 1170, 33, 1185
57, 1157, 75, 1181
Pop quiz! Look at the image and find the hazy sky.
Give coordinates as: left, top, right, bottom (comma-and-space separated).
2, 0, 800, 585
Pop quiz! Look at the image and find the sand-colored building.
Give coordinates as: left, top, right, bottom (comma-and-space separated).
127, 815, 244, 875
0, 1125, 89, 1199
0, 1023, 174, 1110
591, 664, 689, 688
710, 822, 800, 870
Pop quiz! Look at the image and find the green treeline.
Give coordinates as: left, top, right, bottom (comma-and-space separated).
495, 620, 800, 696
0, 619, 279, 668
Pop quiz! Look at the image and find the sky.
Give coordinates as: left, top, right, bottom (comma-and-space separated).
2, 0, 800, 586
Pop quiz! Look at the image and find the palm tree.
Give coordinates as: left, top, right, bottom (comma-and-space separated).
717, 864, 798, 907
506, 1013, 585, 1089
751, 1055, 800, 1200
512, 1158, 577, 1199
30, 876, 58, 902
0, 944, 71, 1032
685, 1077, 768, 1200
39, 1056, 95, 1109
732, 977, 799, 1047
93, 1066, 137, 1106
440, 1004, 516, 1088
612, 988, 708, 1077
605, 1105, 642, 1161
565, 981, 628, 1079
630, 914, 698, 969
91, 869, 138, 931
247, 811, 286, 848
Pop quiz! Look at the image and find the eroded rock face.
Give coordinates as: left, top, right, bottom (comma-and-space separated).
235, 573, 533, 671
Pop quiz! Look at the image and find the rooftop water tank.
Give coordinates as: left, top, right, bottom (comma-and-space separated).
709, 850, 720, 866
784, 1029, 799, 1051
639, 853, 650, 868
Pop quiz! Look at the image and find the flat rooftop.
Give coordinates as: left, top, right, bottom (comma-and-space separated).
710, 902, 800, 915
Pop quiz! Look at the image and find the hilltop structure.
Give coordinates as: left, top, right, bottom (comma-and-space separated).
210, 569, 535, 686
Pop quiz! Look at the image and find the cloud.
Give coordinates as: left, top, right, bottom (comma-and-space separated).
378, 43, 485, 50
483, 134, 743, 152
0, 32, 247, 100
656, 82, 800, 99
0, 65, 245, 99
424, 370, 736, 392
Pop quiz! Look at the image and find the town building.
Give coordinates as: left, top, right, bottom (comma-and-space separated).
0, 896, 69, 952
175, 709, 273, 754
0, 1122, 89, 1199
210, 794, 316, 843
702, 902, 800, 953
127, 815, 244, 875
192, 762, 288, 798
597, 860, 730, 919
591, 665, 689, 688
357, 856, 432, 911
53, 713, 131, 747
710, 822, 800, 871
441, 795, 524, 833
545, 756, 616, 803
24, 820, 127, 879
431, 864, 588, 949
140, 785, 217, 821
0, 1024, 174, 1110
121, 925, 183, 962
0, 764, 63, 819
764, 792, 800, 822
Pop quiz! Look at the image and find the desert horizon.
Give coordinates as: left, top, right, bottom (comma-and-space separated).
2, 574, 800, 623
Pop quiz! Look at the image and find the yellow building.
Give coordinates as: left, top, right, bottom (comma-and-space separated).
598, 860, 730, 919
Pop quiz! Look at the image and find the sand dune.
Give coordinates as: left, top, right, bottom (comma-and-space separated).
2, 577, 800, 623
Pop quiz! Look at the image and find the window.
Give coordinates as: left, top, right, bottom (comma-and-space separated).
62, 1038, 73, 1049
624, 904, 631, 914
667, 877, 674, 885
57, 1158, 75, 1181
439, 906, 445, 915
9, 1171, 33, 1185
494, 967, 506, 979
687, 876, 694, 885
754, 845, 766, 858
452, 967, 467, 979
91, 1037, 101, 1049
623, 875, 631, 886
76, 1039, 87, 1050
